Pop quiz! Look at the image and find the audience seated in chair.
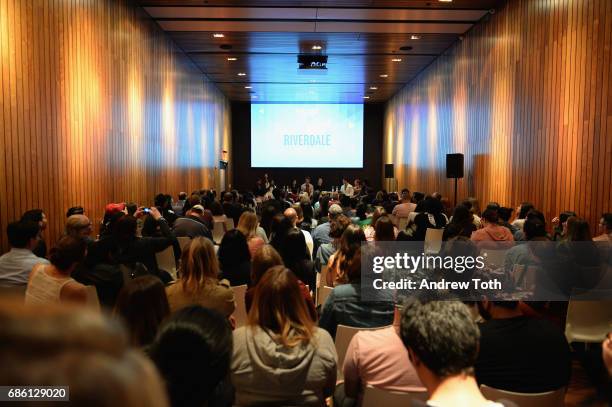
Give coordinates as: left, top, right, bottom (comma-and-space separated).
218, 229, 251, 287
0, 220, 49, 288
237, 210, 265, 258
326, 224, 366, 286
171, 204, 213, 241
231, 266, 337, 406
471, 209, 514, 250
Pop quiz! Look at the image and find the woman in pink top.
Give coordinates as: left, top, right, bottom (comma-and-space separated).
470, 209, 515, 250
237, 211, 265, 258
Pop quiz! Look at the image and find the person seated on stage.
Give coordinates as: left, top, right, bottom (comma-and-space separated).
340, 177, 354, 197
337, 306, 425, 406
301, 176, 314, 197
475, 300, 571, 393
319, 248, 394, 339
172, 205, 213, 241
392, 188, 417, 219
470, 208, 514, 250
400, 298, 516, 407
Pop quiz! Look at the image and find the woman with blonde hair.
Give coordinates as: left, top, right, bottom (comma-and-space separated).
165, 237, 235, 317
237, 211, 265, 258
231, 266, 337, 406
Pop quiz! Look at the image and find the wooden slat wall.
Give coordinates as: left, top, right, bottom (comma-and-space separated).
384, 0, 611, 233
0, 0, 230, 253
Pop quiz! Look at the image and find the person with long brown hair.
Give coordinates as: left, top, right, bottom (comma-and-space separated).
231, 266, 337, 406
326, 224, 366, 286
166, 237, 235, 317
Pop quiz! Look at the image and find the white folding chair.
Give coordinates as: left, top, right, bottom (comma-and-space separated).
212, 221, 226, 244
481, 249, 508, 269
177, 236, 191, 251
317, 286, 333, 308
424, 228, 444, 254
155, 246, 177, 280
362, 385, 428, 406
565, 289, 612, 343
335, 325, 392, 380
480, 385, 565, 407
225, 218, 235, 231
398, 217, 409, 231
231, 284, 248, 328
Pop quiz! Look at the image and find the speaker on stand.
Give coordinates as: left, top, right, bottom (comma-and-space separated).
384, 163, 397, 192
446, 153, 464, 207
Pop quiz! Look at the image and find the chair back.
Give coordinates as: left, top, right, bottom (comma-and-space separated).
155, 246, 177, 280
424, 228, 444, 254
231, 284, 248, 328
225, 218, 235, 231
362, 385, 428, 406
480, 384, 565, 407
335, 325, 392, 376
212, 221, 226, 244
565, 289, 612, 343
317, 286, 333, 308
177, 236, 191, 251
398, 217, 409, 232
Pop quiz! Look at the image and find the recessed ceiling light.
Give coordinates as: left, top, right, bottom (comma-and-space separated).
244, 86, 252, 89
237, 72, 246, 76
380, 74, 388, 78
439, 0, 453, 2
370, 86, 378, 90
363, 96, 370, 99
227, 57, 237, 61
312, 45, 322, 50
213, 33, 225, 38
392, 58, 402, 62
410, 35, 420, 40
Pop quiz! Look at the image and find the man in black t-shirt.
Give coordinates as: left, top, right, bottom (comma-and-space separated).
475, 300, 571, 393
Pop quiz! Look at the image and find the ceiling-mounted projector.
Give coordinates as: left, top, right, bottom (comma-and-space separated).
298, 54, 328, 69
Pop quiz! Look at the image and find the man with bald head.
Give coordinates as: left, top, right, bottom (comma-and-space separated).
284, 207, 314, 257
65, 215, 93, 242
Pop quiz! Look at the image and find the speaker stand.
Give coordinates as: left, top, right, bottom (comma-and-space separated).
453, 177, 458, 208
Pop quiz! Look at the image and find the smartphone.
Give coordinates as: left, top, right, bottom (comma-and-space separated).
143, 207, 151, 214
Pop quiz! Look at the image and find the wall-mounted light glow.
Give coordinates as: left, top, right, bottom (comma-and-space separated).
227, 57, 237, 61
392, 58, 402, 62
363, 96, 370, 99
370, 86, 378, 90
237, 72, 246, 76
410, 34, 420, 40
213, 33, 225, 38
244, 86, 252, 89
380, 74, 388, 78
312, 45, 322, 50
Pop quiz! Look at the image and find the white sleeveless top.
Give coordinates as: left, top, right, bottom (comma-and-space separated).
25, 265, 75, 305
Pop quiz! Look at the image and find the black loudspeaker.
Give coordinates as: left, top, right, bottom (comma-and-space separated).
384, 164, 394, 179
446, 154, 464, 178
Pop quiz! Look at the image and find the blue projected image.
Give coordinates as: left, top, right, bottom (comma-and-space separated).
250, 103, 364, 168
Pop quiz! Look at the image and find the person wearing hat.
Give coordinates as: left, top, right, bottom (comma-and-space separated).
65, 215, 94, 243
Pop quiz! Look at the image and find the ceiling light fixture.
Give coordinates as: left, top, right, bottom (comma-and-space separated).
370, 86, 378, 90
363, 96, 370, 99
213, 33, 225, 38
411, 34, 420, 40
237, 72, 246, 76
439, 0, 453, 2
392, 58, 402, 62
312, 45, 322, 50
244, 86, 252, 89
380, 74, 388, 78
227, 57, 237, 61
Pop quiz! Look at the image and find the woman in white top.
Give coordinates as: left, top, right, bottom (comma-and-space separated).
26, 236, 88, 305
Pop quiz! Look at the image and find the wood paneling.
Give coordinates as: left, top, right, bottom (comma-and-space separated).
0, 0, 230, 253
384, 0, 611, 233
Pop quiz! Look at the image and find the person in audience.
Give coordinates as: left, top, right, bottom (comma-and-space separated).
319, 249, 394, 338
603, 333, 612, 378
504, 211, 547, 274
65, 214, 93, 241
301, 176, 314, 196
114, 275, 169, 347
245, 245, 316, 320
496, 207, 517, 234
0, 220, 49, 288
340, 177, 354, 197
406, 196, 448, 241
100, 202, 126, 236
315, 214, 352, 274
511, 201, 534, 232
373, 215, 397, 242
326, 224, 366, 286
25, 236, 88, 305
338, 306, 425, 406
125, 202, 138, 216
166, 237, 235, 317
218, 229, 251, 287
443, 205, 477, 240
231, 266, 337, 405
476, 300, 571, 393
470, 209, 514, 250
210, 200, 227, 223
392, 188, 417, 219
99, 207, 177, 282
284, 206, 314, 257
21, 209, 48, 258
222, 192, 243, 226
172, 192, 188, 216
66, 206, 84, 217
312, 203, 343, 253
363, 208, 388, 241
354, 203, 370, 227
0, 300, 169, 407
237, 210, 265, 258
148, 305, 233, 407
400, 298, 512, 407
593, 213, 612, 242
299, 200, 318, 231
277, 227, 316, 292
550, 211, 576, 241
172, 204, 212, 240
